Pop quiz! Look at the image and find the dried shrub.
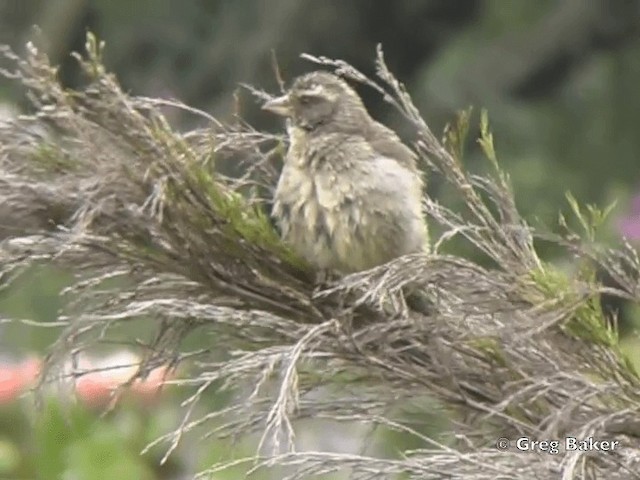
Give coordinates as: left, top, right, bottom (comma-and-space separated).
1, 34, 639, 479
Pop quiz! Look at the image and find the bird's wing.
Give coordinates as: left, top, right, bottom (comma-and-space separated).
314, 141, 427, 268
366, 120, 419, 172
314, 137, 423, 217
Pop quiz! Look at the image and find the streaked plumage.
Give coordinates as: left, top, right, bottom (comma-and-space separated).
263, 71, 427, 273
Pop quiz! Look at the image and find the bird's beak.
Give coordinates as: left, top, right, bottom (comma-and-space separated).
262, 94, 292, 116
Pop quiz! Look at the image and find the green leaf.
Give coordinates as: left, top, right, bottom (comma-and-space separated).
444, 107, 472, 161
478, 109, 498, 167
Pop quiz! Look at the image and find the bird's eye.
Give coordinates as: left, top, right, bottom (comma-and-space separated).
298, 95, 314, 105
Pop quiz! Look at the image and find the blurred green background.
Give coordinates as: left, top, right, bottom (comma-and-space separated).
0, 0, 639, 478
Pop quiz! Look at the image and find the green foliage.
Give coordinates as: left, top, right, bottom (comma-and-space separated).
33, 401, 156, 480
474, 114, 632, 356
443, 106, 472, 163
0, 397, 181, 479
562, 192, 618, 243
478, 109, 498, 169
30, 144, 79, 175
74, 32, 106, 79
0, 437, 21, 475
0, 265, 72, 353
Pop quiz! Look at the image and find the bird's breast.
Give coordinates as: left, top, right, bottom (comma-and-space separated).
272, 159, 339, 270
272, 132, 427, 272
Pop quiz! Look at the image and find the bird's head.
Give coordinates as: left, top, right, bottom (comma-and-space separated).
262, 71, 368, 132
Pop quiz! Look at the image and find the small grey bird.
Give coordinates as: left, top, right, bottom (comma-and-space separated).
263, 71, 428, 274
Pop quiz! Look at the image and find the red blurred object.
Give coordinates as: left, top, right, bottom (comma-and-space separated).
0, 357, 40, 404
73, 352, 171, 408
0, 352, 172, 407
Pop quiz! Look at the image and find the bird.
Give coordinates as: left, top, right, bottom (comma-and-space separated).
262, 71, 428, 274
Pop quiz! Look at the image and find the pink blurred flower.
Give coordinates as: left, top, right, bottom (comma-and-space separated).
619, 195, 640, 241
72, 351, 172, 408
0, 357, 40, 404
